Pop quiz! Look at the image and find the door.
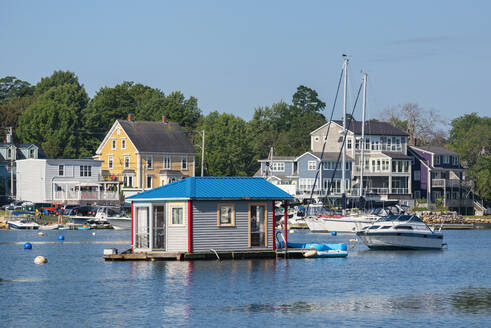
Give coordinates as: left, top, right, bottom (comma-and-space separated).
153, 205, 165, 250
135, 207, 149, 249
250, 204, 267, 248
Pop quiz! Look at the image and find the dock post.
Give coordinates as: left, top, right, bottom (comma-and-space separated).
272, 201, 276, 250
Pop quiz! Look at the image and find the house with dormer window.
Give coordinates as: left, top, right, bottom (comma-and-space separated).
94, 114, 196, 198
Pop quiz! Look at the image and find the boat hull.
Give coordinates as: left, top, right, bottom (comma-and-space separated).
305, 216, 375, 233
107, 218, 131, 230
7, 221, 39, 230
356, 231, 444, 250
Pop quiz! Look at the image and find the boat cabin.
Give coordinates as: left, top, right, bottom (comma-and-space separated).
127, 177, 294, 253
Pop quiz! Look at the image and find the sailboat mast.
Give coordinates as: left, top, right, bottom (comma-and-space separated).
360, 73, 367, 197
342, 56, 348, 199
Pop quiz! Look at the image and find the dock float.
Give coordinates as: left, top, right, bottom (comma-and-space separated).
104, 249, 315, 261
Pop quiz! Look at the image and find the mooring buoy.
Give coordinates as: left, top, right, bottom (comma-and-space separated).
58, 235, 65, 241
24, 242, 32, 249
331, 231, 337, 236
34, 256, 47, 264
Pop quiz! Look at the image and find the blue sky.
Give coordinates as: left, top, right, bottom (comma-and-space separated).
1, 1, 490, 126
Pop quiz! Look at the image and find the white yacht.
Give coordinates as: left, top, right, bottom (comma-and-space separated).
356, 214, 445, 250
7, 218, 40, 230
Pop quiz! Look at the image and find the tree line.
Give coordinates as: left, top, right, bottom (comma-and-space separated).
1, 71, 489, 200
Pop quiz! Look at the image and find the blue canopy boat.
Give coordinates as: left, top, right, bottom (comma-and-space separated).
278, 240, 348, 258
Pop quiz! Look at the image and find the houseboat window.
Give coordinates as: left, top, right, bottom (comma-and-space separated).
146, 155, 153, 169
181, 156, 188, 170
58, 165, 64, 176
146, 175, 153, 189
171, 207, 184, 225
217, 204, 235, 226
121, 138, 126, 150
124, 156, 130, 169
111, 139, 116, 150
163, 156, 171, 169
308, 161, 316, 170
108, 156, 113, 169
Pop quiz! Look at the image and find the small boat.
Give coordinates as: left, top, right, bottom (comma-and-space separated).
107, 216, 131, 230
356, 214, 445, 250
286, 241, 348, 258
7, 218, 40, 230
39, 223, 61, 230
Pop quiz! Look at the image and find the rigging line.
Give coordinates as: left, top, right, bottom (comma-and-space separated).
326, 80, 363, 199
306, 67, 344, 208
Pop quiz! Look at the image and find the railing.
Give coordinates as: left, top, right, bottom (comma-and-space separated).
390, 188, 409, 195
432, 179, 473, 188
53, 191, 119, 201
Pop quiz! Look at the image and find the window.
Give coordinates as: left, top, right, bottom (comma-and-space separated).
7, 148, 12, 159
443, 155, 449, 164
146, 155, 153, 169
111, 139, 116, 150
314, 136, 320, 142
365, 138, 370, 151
323, 161, 336, 170
169, 203, 185, 226
308, 161, 317, 170
29, 149, 34, 158
217, 203, 235, 227
121, 138, 126, 150
163, 156, 171, 169
58, 165, 64, 176
124, 176, 133, 187
79, 165, 92, 177
347, 138, 352, 150
108, 156, 113, 169
414, 170, 421, 181
146, 175, 153, 189
124, 155, 130, 169
271, 162, 285, 172
355, 139, 360, 150
434, 155, 440, 165
182, 156, 188, 170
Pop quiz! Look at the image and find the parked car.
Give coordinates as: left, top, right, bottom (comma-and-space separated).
2, 201, 24, 211
71, 206, 97, 216
62, 205, 79, 215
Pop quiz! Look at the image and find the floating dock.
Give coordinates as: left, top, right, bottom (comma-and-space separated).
104, 249, 316, 261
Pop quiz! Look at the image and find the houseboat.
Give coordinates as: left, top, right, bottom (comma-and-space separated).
127, 177, 294, 253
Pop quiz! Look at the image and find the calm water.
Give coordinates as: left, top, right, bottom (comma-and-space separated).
1, 229, 490, 327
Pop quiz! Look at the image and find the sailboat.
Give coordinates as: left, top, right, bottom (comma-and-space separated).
305, 62, 383, 233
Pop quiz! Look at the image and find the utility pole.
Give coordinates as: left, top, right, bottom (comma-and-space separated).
201, 130, 205, 177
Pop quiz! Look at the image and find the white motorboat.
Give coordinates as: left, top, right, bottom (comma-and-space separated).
107, 216, 131, 230
356, 214, 445, 250
7, 218, 40, 230
39, 224, 61, 230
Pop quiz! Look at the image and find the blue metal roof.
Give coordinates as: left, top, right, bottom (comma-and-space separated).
128, 177, 294, 201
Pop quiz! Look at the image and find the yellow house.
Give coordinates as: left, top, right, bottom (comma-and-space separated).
94, 115, 196, 195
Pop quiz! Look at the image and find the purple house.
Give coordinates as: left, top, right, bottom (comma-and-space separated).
409, 146, 473, 214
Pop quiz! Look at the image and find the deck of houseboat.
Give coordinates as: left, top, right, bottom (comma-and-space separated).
104, 248, 313, 261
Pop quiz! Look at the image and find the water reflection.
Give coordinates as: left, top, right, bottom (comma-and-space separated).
222, 287, 491, 315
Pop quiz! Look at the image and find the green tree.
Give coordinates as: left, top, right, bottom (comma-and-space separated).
0, 95, 36, 139
17, 81, 89, 158
0, 76, 33, 104
34, 71, 82, 95
468, 154, 491, 200
199, 112, 253, 176
448, 113, 491, 166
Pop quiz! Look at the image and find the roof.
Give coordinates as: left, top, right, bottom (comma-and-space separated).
381, 152, 413, 159
258, 156, 296, 162
128, 177, 294, 201
117, 120, 196, 154
411, 146, 459, 156
311, 121, 409, 136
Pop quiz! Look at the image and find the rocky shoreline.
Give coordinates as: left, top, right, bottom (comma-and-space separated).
413, 211, 490, 225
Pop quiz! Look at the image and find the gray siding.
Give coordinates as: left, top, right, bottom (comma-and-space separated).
166, 202, 188, 252
297, 153, 320, 179
193, 200, 273, 252
260, 161, 295, 175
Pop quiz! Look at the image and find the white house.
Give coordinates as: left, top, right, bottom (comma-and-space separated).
16, 159, 119, 205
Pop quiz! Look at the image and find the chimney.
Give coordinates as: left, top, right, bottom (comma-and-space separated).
128, 113, 134, 121
162, 115, 167, 123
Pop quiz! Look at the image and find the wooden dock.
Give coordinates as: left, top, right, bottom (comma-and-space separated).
104, 248, 310, 261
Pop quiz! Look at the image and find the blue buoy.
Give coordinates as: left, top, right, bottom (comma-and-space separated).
58, 235, 65, 241
24, 242, 32, 249
331, 231, 337, 236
